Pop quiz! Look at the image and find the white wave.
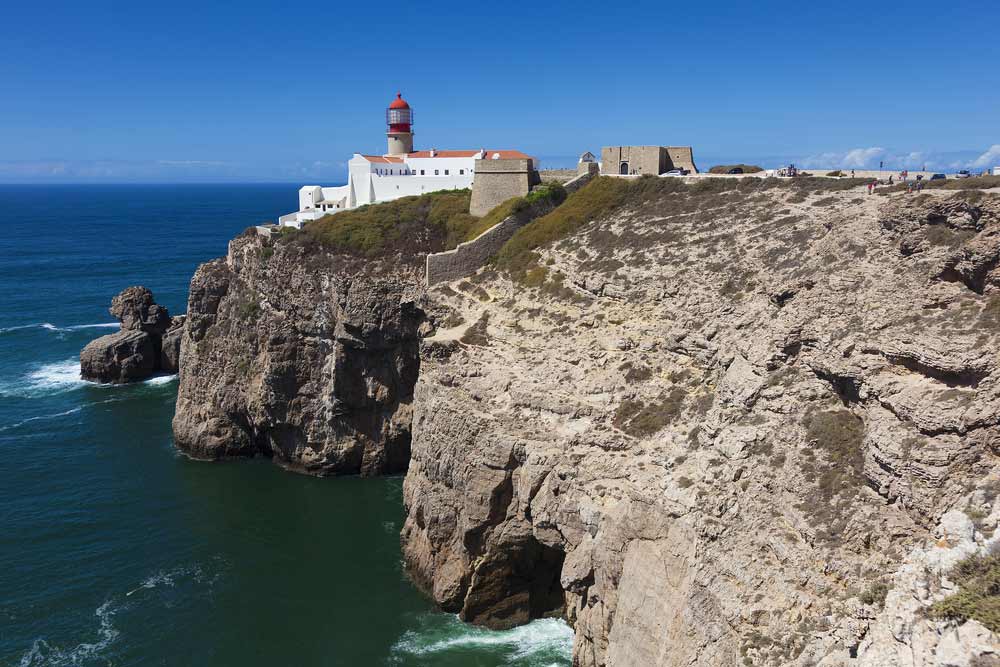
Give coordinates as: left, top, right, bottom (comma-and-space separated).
18, 600, 120, 667
24, 359, 88, 393
65, 322, 119, 331
126, 570, 177, 597
392, 615, 573, 664
0, 322, 118, 335
0, 407, 83, 433
125, 563, 215, 597
0, 323, 51, 334
143, 374, 177, 386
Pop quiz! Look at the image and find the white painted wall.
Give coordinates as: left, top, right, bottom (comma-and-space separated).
298, 186, 323, 210
281, 153, 484, 223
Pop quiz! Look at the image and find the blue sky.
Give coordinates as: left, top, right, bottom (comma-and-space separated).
1, 0, 997, 182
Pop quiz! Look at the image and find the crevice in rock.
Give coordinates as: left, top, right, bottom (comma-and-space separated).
459, 535, 567, 629
811, 367, 863, 405
936, 254, 998, 295
885, 354, 987, 389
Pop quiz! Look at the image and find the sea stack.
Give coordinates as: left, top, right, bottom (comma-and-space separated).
80, 286, 185, 383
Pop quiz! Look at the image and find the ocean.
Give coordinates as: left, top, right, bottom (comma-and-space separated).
0, 185, 572, 666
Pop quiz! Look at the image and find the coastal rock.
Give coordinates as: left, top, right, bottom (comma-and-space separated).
401, 185, 1000, 665
110, 286, 172, 335
173, 181, 1000, 664
80, 329, 157, 383
172, 231, 426, 475
159, 315, 185, 373
81, 286, 178, 383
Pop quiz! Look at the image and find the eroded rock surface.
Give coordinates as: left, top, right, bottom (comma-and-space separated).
172, 231, 427, 475
402, 184, 1000, 665
81, 286, 178, 383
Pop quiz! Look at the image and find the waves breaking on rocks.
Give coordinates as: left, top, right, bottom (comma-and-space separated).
390, 614, 573, 665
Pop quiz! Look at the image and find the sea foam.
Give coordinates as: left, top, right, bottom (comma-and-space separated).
17, 601, 120, 667
0, 359, 90, 398
391, 614, 573, 665
0, 322, 119, 335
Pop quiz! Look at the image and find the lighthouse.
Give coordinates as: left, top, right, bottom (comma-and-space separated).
386, 92, 413, 156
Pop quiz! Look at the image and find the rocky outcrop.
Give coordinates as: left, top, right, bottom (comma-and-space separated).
401, 185, 1000, 665
171, 181, 1000, 664
80, 286, 181, 383
171, 231, 428, 475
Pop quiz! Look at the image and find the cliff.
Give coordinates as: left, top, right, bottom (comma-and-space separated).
401, 180, 1000, 665
173, 178, 1000, 664
172, 228, 428, 475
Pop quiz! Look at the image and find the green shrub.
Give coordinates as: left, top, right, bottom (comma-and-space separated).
708, 164, 764, 174
300, 189, 471, 257
859, 581, 890, 607
798, 408, 866, 542
612, 387, 686, 437
929, 552, 1000, 632
921, 175, 1000, 191
459, 312, 490, 346
522, 266, 548, 287
826, 170, 845, 177
496, 177, 634, 278
238, 298, 261, 321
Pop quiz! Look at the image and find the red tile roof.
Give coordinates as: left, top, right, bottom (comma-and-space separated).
361, 150, 533, 163
406, 150, 533, 160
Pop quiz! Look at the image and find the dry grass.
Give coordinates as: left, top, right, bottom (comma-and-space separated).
929, 551, 1000, 632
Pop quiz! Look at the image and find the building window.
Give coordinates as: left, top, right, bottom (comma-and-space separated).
420, 169, 425, 175
460, 169, 464, 175
434, 169, 439, 175
444, 169, 449, 175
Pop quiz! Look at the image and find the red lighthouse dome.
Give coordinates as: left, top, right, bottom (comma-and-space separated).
386, 92, 412, 133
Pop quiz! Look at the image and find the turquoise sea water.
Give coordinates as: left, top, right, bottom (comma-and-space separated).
0, 185, 572, 666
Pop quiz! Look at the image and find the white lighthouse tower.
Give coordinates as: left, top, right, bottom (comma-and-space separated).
385, 92, 413, 156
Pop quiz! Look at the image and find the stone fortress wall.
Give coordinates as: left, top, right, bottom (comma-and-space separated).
469, 158, 540, 216
426, 170, 596, 286
601, 145, 698, 175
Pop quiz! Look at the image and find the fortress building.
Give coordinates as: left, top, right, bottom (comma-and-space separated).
601, 145, 698, 176
279, 93, 537, 227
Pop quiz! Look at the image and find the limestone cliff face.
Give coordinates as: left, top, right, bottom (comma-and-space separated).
172, 230, 427, 475
401, 185, 1000, 665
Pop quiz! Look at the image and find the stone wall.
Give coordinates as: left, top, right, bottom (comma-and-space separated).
426, 171, 596, 286
666, 146, 698, 173
601, 146, 662, 176
601, 145, 698, 175
470, 159, 535, 216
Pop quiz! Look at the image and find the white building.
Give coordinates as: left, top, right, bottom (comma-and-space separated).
278, 93, 535, 228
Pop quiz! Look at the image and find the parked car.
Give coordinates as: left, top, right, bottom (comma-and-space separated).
727, 167, 744, 174
955, 170, 972, 179
930, 173, 947, 180
661, 169, 687, 177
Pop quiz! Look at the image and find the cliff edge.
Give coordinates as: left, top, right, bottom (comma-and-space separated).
402, 179, 1000, 665
172, 177, 1000, 665
172, 228, 428, 475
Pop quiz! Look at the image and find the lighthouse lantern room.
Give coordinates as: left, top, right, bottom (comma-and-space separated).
385, 92, 414, 155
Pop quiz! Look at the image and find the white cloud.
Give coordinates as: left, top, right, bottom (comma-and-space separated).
970, 144, 1000, 168
801, 147, 886, 169
841, 147, 885, 168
